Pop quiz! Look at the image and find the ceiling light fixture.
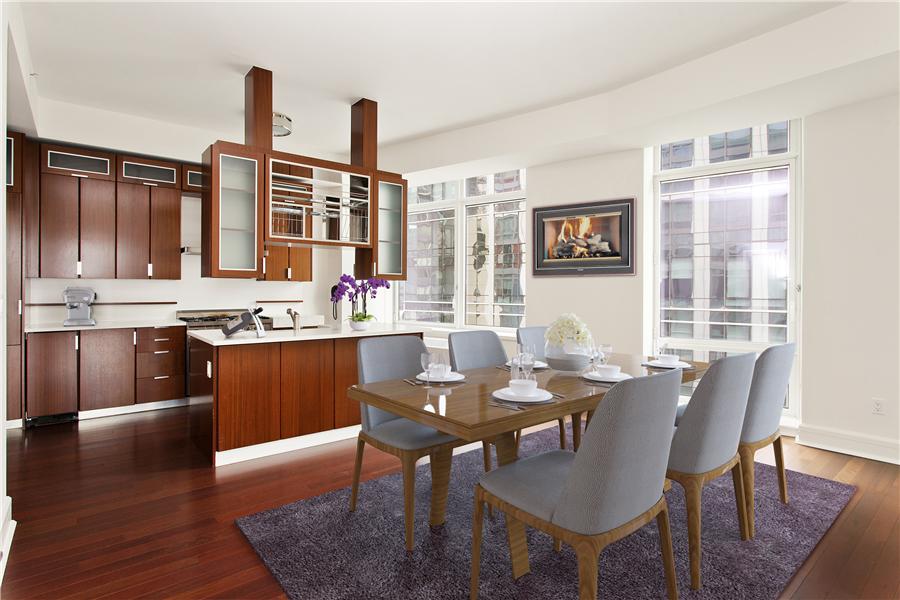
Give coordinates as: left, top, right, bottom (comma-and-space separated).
272, 112, 292, 137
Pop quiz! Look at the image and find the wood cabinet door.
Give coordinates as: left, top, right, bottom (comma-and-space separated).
23, 139, 40, 279
26, 331, 78, 417
281, 340, 334, 438
333, 337, 362, 428
289, 247, 313, 281
6, 191, 21, 343
7, 344, 22, 420
262, 245, 289, 281
216, 344, 281, 450
39, 173, 79, 278
116, 182, 150, 279
79, 178, 116, 279
79, 329, 135, 410
150, 186, 181, 279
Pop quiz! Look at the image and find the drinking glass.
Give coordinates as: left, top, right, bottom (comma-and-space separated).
519, 350, 535, 379
420, 352, 433, 386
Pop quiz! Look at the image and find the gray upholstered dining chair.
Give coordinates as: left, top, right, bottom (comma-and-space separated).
349, 335, 461, 552
470, 370, 682, 600
448, 330, 567, 471
667, 352, 756, 590
737, 342, 796, 538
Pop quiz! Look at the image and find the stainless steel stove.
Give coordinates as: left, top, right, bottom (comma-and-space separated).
177, 309, 274, 396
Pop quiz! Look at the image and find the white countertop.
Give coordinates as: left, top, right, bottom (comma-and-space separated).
187, 323, 425, 346
25, 319, 186, 333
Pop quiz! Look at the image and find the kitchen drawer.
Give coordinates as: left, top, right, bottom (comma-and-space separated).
137, 349, 184, 379
136, 326, 185, 352
136, 373, 185, 404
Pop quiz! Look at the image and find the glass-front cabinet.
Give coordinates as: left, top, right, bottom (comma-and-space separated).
201, 141, 264, 278
374, 171, 407, 279
267, 155, 371, 247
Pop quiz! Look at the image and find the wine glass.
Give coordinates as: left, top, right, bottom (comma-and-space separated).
420, 352, 433, 387
519, 349, 535, 380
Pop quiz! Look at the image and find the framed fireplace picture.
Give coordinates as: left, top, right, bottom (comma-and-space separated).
533, 198, 635, 276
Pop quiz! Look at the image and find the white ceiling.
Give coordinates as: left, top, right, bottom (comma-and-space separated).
18, 2, 835, 156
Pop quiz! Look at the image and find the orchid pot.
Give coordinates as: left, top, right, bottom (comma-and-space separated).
331, 274, 390, 332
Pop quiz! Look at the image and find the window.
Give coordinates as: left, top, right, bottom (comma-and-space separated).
398, 169, 527, 329
655, 122, 798, 409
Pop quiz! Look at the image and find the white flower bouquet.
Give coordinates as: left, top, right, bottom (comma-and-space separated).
544, 313, 593, 371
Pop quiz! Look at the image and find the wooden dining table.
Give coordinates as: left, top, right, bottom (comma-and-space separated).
347, 353, 708, 579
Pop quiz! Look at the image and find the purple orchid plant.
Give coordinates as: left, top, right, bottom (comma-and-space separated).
331, 274, 391, 322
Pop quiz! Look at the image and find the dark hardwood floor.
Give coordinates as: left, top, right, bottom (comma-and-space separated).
2, 406, 898, 599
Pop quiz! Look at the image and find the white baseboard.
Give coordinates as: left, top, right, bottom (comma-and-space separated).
5, 419, 22, 430
796, 424, 900, 465
78, 397, 191, 420
0, 496, 16, 583
215, 425, 362, 467
779, 415, 799, 438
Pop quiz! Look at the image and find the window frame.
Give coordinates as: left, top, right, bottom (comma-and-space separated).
652, 120, 803, 421
396, 172, 527, 334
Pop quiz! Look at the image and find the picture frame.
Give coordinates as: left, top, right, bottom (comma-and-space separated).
533, 197, 635, 276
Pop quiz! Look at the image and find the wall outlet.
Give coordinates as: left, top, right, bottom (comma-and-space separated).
872, 397, 885, 416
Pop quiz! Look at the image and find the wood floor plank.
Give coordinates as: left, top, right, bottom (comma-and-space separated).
1, 406, 897, 599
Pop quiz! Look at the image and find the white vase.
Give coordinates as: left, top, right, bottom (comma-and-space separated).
545, 340, 591, 372
349, 320, 370, 331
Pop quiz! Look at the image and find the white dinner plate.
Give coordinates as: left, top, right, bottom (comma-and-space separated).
416, 371, 466, 383
645, 359, 693, 369
582, 371, 633, 384
505, 359, 549, 370
492, 387, 554, 404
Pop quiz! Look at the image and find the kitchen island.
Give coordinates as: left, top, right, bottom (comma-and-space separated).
187, 323, 425, 466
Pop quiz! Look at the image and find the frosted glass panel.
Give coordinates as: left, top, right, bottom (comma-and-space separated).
218, 154, 257, 270
378, 241, 401, 275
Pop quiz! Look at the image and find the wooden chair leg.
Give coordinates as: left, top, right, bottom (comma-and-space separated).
349, 437, 365, 512
558, 417, 567, 449
515, 429, 522, 452
682, 477, 704, 590
400, 453, 417, 552
574, 541, 600, 600
773, 436, 789, 504
493, 432, 531, 579
571, 412, 583, 450
656, 504, 679, 600
738, 445, 756, 538
731, 460, 750, 541
585, 409, 595, 431
553, 538, 562, 552
470, 492, 485, 600
429, 447, 453, 527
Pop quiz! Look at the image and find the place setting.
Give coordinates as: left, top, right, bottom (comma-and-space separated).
642, 346, 694, 370
490, 348, 562, 411
580, 343, 634, 385
403, 351, 467, 387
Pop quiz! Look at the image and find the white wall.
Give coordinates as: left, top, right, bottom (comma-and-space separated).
798, 94, 900, 463
525, 149, 646, 354
25, 194, 343, 327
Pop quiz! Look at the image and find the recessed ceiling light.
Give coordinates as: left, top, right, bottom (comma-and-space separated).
273, 112, 292, 137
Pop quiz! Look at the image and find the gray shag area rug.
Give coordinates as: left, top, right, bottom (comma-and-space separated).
236, 427, 855, 599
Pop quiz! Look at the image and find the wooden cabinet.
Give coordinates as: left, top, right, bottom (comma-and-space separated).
182, 163, 204, 194
333, 337, 362, 428
281, 340, 334, 437
202, 141, 264, 278
79, 179, 117, 278
216, 343, 281, 450
150, 186, 181, 279
6, 131, 23, 193
7, 191, 22, 343
7, 345, 22, 420
117, 155, 180, 188
136, 326, 185, 404
262, 244, 312, 282
79, 329, 135, 411
39, 173, 116, 279
26, 331, 78, 418
23, 138, 39, 279
116, 182, 151, 278
41, 143, 115, 181
373, 171, 407, 279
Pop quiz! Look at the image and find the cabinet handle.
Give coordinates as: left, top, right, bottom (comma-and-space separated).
75, 334, 79, 351
147, 263, 153, 277
133, 331, 137, 345
206, 360, 212, 379
154, 350, 169, 355
142, 182, 158, 187
262, 257, 266, 274
154, 338, 170, 342
71, 173, 88, 178
18, 299, 22, 315
287, 267, 292, 280
76, 261, 83, 277
153, 375, 170, 380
